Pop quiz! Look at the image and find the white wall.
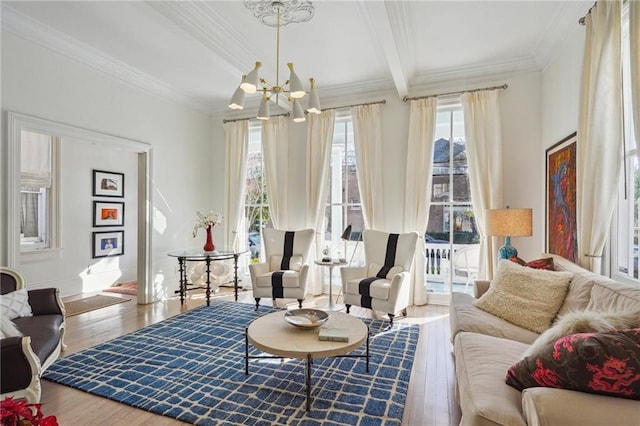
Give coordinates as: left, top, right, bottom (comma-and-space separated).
211, 71, 546, 263
1, 32, 213, 300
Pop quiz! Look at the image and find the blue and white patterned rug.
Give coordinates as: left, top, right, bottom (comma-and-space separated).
43, 301, 419, 425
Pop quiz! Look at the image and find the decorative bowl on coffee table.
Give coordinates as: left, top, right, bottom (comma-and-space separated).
284, 309, 329, 329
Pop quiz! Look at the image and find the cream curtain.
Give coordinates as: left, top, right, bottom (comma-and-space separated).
351, 104, 384, 230
262, 116, 290, 229
223, 120, 249, 251
462, 90, 504, 279
403, 98, 437, 306
577, 0, 623, 273
631, 1, 640, 144
305, 110, 336, 295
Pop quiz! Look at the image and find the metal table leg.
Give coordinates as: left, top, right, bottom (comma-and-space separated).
306, 353, 312, 411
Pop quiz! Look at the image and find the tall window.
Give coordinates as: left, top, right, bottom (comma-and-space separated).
425, 104, 478, 295
613, 5, 638, 283
245, 123, 270, 261
20, 131, 58, 251
325, 113, 364, 263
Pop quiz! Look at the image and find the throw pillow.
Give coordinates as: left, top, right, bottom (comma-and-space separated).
506, 328, 640, 400
0, 288, 33, 320
509, 256, 555, 271
522, 309, 640, 358
473, 260, 572, 333
0, 315, 23, 338
367, 263, 403, 279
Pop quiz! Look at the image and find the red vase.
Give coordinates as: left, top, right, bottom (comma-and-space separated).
203, 225, 215, 252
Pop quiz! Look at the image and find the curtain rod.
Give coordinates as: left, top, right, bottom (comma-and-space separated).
318, 99, 387, 112
578, 2, 597, 25
222, 112, 290, 124
402, 84, 508, 102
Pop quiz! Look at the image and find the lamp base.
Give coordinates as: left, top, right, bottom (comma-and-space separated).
498, 236, 518, 260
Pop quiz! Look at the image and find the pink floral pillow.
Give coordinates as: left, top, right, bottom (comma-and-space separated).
509, 256, 555, 271
506, 328, 640, 400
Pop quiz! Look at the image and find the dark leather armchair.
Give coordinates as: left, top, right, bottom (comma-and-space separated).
1, 267, 66, 403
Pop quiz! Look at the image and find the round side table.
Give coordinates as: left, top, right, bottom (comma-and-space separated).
314, 260, 347, 311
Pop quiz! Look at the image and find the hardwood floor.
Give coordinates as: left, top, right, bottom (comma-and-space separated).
42, 288, 461, 425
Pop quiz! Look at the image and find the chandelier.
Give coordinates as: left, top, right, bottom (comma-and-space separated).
228, 0, 321, 122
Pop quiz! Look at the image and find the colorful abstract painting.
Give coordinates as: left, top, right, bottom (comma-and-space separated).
546, 133, 578, 262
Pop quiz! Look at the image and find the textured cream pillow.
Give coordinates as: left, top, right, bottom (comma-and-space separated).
473, 260, 573, 333
0, 288, 33, 320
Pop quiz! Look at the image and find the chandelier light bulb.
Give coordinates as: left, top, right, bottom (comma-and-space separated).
241, 62, 262, 94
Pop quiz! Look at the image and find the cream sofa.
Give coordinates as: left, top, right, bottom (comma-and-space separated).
449, 254, 640, 426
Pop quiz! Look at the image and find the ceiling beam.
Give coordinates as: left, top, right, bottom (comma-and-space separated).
357, 0, 409, 98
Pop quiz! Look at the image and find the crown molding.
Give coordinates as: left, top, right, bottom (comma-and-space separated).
532, 1, 591, 69
410, 56, 539, 91
1, 4, 212, 114
148, 1, 255, 76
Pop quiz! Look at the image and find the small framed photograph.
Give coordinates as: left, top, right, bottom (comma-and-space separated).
93, 169, 124, 198
93, 201, 124, 227
92, 230, 124, 258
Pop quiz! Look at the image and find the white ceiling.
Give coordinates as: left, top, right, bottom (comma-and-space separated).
2, 1, 591, 116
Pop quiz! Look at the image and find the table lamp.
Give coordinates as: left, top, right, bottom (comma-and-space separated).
341, 224, 362, 266
485, 207, 533, 260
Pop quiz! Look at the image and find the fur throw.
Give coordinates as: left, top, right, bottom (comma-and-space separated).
522, 309, 640, 359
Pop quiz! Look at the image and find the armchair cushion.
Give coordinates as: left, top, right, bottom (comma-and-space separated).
1, 288, 33, 320
254, 270, 301, 288
367, 263, 403, 279
269, 255, 303, 272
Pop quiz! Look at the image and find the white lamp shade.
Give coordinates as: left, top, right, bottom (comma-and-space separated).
257, 94, 270, 120
228, 85, 245, 110
485, 208, 533, 237
292, 99, 306, 122
287, 63, 306, 99
306, 88, 321, 114
241, 62, 262, 94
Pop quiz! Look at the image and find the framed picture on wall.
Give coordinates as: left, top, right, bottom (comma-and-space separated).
92, 230, 124, 258
93, 169, 124, 198
545, 132, 578, 262
93, 201, 124, 227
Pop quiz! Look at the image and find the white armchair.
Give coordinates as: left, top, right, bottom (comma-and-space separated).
340, 230, 419, 325
249, 228, 314, 310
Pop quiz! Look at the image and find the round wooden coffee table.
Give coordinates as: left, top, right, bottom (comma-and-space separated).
244, 310, 369, 410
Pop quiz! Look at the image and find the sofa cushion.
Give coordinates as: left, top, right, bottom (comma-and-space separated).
450, 292, 539, 344
586, 279, 640, 313
454, 332, 529, 426
345, 278, 391, 300
0, 288, 33, 320
473, 260, 572, 333
507, 329, 640, 400
546, 253, 618, 317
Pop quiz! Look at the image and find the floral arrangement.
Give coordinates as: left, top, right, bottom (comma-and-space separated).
192, 210, 223, 237
0, 397, 58, 425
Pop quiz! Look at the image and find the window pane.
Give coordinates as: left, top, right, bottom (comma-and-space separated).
427, 107, 478, 296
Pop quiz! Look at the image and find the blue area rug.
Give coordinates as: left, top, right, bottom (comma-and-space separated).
43, 301, 419, 425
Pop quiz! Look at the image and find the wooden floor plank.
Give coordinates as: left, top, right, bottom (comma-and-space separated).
38, 289, 461, 425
